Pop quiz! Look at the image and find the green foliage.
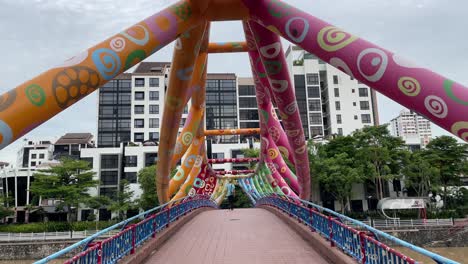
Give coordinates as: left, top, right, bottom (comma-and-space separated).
0, 221, 117, 233
241, 148, 260, 169
0, 194, 14, 219
137, 165, 159, 210
403, 150, 439, 197
232, 186, 253, 208
29, 158, 98, 223
109, 180, 135, 221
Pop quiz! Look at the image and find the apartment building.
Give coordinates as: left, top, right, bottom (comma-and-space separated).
389, 109, 432, 149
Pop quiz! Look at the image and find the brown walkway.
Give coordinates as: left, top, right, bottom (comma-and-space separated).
144, 208, 329, 264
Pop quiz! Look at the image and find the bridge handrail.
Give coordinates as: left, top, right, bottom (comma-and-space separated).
258, 194, 459, 264
34, 194, 216, 264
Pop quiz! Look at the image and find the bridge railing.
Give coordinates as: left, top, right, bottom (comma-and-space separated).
256, 195, 459, 264
35, 195, 217, 264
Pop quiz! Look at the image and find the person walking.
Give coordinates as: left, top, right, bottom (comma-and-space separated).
226, 180, 236, 211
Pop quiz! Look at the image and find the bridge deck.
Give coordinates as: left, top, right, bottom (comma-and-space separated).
144, 208, 329, 264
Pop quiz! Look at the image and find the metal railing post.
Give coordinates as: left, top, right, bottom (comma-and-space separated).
359, 232, 367, 264
152, 215, 157, 238
130, 224, 136, 255
328, 216, 335, 247
309, 208, 316, 232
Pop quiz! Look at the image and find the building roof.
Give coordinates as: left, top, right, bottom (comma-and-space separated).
114, 73, 132, 80
55, 133, 94, 145
207, 73, 236, 80
133, 62, 171, 74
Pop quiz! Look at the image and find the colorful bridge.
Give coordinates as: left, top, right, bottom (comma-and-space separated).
0, 0, 466, 263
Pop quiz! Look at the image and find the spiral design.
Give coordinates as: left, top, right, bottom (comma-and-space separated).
174, 142, 183, 155
270, 79, 288, 93
280, 166, 287, 174
0, 90, 17, 112
92, 48, 121, 80
295, 145, 307, 154
330, 57, 354, 78
268, 148, 279, 159
285, 129, 300, 137
173, 169, 185, 181
110, 37, 126, 52
184, 154, 197, 167
0, 120, 13, 150
25, 84, 46, 107
261, 137, 270, 150
398, 77, 421, 97
278, 146, 289, 159
424, 95, 448, 119
317, 26, 358, 52
451, 122, 468, 142
180, 132, 193, 146
193, 178, 205, 188
194, 156, 203, 167
357, 48, 388, 82
121, 25, 149, 46
284, 101, 298, 115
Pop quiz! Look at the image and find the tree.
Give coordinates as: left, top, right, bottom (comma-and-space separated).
138, 165, 159, 210
241, 148, 260, 169
109, 180, 135, 221
30, 158, 97, 223
425, 136, 468, 207
353, 125, 407, 200
403, 150, 440, 197
0, 194, 14, 222
86, 195, 112, 228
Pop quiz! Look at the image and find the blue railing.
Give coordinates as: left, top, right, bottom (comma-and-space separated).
34, 195, 217, 264
256, 195, 459, 264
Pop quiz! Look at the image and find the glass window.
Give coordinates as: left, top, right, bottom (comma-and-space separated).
308, 99, 321, 111
179, 118, 186, 128
119, 94, 131, 104
101, 171, 118, 185
334, 88, 340, 97
101, 155, 119, 169
183, 106, 188, 114
360, 101, 370, 110
135, 78, 145, 87
149, 132, 159, 141
39, 154, 45, 159
134, 105, 144, 114
352, 89, 355, 93
240, 121, 260, 128
134, 92, 145, 101
123, 172, 137, 183
100, 188, 117, 200
310, 126, 323, 137
99, 93, 117, 104
31, 154, 37, 159
119, 120, 131, 129
337, 114, 342, 124
149, 105, 159, 114
359, 88, 369, 97
212, 153, 225, 159
354, 115, 358, 120
362, 114, 372, 124
134, 119, 144, 128
125, 156, 137, 167
306, 73, 319, 85
309, 113, 322, 125
335, 101, 341, 110
134, 133, 144, 142
31, 161, 36, 166
338, 128, 343, 135
353, 102, 356, 106
145, 153, 158, 167
239, 97, 257, 108
307, 86, 320, 98
149, 91, 159, 101
239, 110, 259, 120
333, 75, 339, 84
149, 118, 159, 128
304, 53, 317, 60
239, 85, 255, 96
149, 78, 159, 87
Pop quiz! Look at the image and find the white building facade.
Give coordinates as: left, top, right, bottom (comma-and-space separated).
389, 109, 432, 149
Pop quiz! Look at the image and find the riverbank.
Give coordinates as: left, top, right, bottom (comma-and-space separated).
395, 247, 468, 264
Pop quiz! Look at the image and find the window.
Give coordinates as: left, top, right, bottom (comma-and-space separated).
183, 106, 188, 114
101, 171, 118, 185
360, 101, 370, 110
354, 115, 358, 120
352, 89, 355, 93
310, 126, 323, 137
149, 91, 159, 101
309, 113, 322, 125
336, 114, 342, 124
145, 153, 158, 167
361, 114, 372, 124
334, 88, 340, 97
179, 118, 186, 128
149, 132, 159, 141
353, 102, 356, 106
149, 118, 159, 128
31, 154, 37, 159
119, 94, 131, 104
134, 119, 144, 128
239, 97, 257, 108
134, 105, 144, 114
31, 161, 36, 166
134, 92, 145, 101
134, 133, 144, 142
212, 153, 225, 159
308, 99, 321, 112
149, 78, 159, 87
335, 101, 341, 110
239, 85, 255, 96
307, 86, 320, 98
359, 88, 369, 97
306, 73, 319, 85
239, 110, 259, 120
149, 105, 159, 114
38, 153, 44, 159
101, 155, 119, 169
240, 122, 260, 128
123, 172, 137, 183
135, 78, 145, 87
125, 156, 137, 167
81, 157, 93, 168
338, 128, 343, 135
333, 75, 339, 84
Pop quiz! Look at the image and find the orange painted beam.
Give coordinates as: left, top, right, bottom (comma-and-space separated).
208, 42, 248, 53
204, 128, 260, 136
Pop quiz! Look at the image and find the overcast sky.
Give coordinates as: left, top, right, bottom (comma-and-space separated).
0, 0, 467, 165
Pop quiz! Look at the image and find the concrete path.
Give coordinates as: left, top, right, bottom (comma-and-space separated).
144, 208, 329, 264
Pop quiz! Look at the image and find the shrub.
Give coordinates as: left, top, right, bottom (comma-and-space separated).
0, 221, 117, 233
